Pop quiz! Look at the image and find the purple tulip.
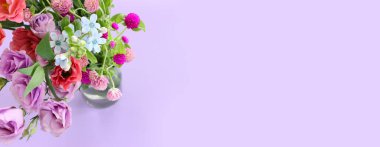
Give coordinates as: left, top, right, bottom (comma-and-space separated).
0, 107, 25, 143
0, 49, 33, 81
39, 100, 72, 137
29, 13, 57, 38
11, 72, 45, 112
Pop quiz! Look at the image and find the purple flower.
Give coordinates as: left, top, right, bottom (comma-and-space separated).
11, 72, 45, 112
124, 13, 140, 29
39, 100, 71, 137
52, 81, 81, 101
0, 107, 24, 143
30, 13, 57, 38
113, 54, 127, 65
0, 49, 33, 81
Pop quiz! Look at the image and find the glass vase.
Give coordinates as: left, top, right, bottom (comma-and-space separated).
81, 69, 122, 108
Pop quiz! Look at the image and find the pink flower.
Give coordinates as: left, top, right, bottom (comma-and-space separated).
107, 88, 122, 101
88, 70, 98, 81
0, 0, 26, 23
23, 8, 32, 22
79, 56, 89, 68
39, 100, 71, 137
51, 0, 73, 14
91, 75, 109, 91
0, 107, 25, 143
84, 0, 99, 13
126, 48, 135, 62
113, 54, 126, 65
102, 32, 108, 39
124, 13, 140, 29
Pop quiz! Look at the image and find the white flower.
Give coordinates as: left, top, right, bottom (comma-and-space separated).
85, 32, 107, 53
62, 24, 82, 41
55, 54, 71, 71
81, 14, 101, 34
50, 33, 69, 54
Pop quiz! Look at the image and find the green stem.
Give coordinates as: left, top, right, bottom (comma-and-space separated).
115, 27, 127, 39
100, 47, 108, 75
69, 10, 81, 18
107, 72, 115, 88
74, 8, 91, 15
44, 68, 59, 99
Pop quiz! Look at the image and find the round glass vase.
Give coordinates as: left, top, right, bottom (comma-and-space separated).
81, 69, 122, 108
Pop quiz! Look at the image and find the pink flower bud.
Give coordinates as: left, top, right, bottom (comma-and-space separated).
107, 88, 122, 101
102, 32, 108, 39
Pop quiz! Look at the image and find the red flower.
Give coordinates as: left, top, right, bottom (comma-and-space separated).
0, 28, 5, 46
10, 28, 41, 60
51, 57, 82, 90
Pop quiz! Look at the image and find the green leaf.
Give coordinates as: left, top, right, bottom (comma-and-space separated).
18, 63, 39, 76
86, 50, 98, 63
74, 19, 82, 31
110, 13, 125, 23
23, 66, 45, 98
61, 17, 70, 28
0, 78, 8, 91
132, 20, 146, 32
0, 20, 24, 28
64, 26, 74, 37
36, 33, 55, 60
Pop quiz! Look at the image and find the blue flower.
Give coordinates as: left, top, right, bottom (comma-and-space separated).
85, 32, 107, 53
81, 14, 101, 34
62, 24, 82, 40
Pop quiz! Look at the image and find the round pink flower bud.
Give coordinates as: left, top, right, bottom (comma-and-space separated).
122, 36, 129, 44
91, 75, 109, 91
84, 0, 99, 13
102, 32, 108, 39
107, 88, 122, 101
113, 54, 127, 65
110, 41, 116, 49
88, 70, 98, 81
51, 0, 73, 14
124, 13, 140, 29
23, 8, 32, 22
112, 22, 119, 30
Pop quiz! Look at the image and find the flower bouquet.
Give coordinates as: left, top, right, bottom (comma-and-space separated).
0, 0, 145, 142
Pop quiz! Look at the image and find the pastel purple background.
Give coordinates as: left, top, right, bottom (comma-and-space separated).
1, 0, 380, 146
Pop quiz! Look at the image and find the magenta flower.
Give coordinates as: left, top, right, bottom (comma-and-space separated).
124, 13, 140, 29
82, 71, 91, 85
39, 100, 71, 137
107, 88, 122, 101
84, 0, 99, 13
51, 0, 73, 14
111, 22, 119, 30
0, 107, 25, 143
0, 49, 33, 81
102, 32, 108, 39
11, 72, 45, 112
122, 36, 129, 44
91, 75, 109, 91
110, 41, 116, 49
113, 54, 127, 65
